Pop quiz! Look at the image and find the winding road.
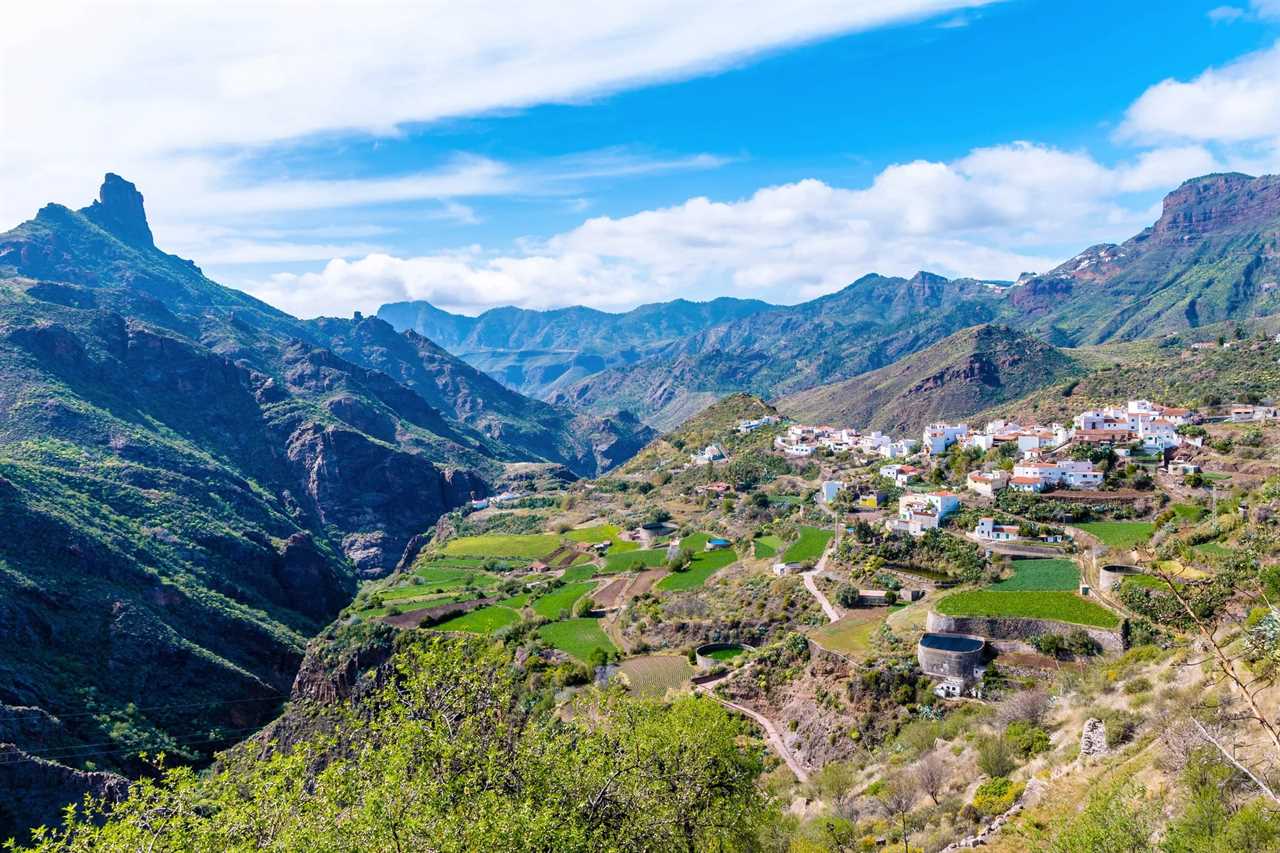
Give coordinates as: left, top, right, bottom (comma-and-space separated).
695, 670, 810, 783
802, 541, 841, 623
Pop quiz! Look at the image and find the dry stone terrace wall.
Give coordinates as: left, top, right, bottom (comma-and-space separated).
926, 611, 1124, 652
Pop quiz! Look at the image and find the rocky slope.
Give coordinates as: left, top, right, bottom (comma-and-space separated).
0, 175, 649, 836
1013, 172, 1280, 343
776, 325, 1080, 433
482, 173, 1280, 428
377, 296, 770, 399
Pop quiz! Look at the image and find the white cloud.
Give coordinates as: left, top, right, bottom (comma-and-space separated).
0, 0, 996, 228
1119, 41, 1280, 144
249, 142, 1181, 319
1208, 6, 1247, 22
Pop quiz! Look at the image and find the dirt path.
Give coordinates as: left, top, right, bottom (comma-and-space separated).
695, 671, 810, 783
802, 541, 841, 623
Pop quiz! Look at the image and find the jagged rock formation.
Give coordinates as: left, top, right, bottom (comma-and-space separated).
0, 174, 651, 840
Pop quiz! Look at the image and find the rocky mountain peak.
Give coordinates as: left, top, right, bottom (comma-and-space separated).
81, 173, 154, 248
1152, 171, 1280, 240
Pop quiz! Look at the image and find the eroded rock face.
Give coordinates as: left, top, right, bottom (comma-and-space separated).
0, 745, 128, 844
282, 422, 483, 576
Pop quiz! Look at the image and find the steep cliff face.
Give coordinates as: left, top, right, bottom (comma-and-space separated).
1016, 173, 1280, 342
0, 175, 649, 840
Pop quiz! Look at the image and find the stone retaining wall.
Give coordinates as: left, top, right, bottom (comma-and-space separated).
926, 611, 1124, 652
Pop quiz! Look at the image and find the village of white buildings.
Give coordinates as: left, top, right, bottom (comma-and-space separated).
727, 398, 1279, 546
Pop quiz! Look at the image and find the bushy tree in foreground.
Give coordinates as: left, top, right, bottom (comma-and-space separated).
16, 636, 770, 852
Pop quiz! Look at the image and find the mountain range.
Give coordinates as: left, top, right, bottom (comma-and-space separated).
380, 172, 1280, 429
0, 175, 653, 830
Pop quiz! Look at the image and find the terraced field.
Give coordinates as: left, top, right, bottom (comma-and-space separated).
604, 548, 668, 573
656, 548, 738, 592
532, 582, 595, 618
935, 590, 1120, 629
615, 655, 695, 697
1077, 522, 1155, 550
433, 605, 522, 633
782, 526, 832, 563
538, 619, 616, 661
990, 558, 1080, 591
441, 533, 561, 559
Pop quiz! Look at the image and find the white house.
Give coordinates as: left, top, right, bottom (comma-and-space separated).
691, 444, 726, 465
879, 464, 922, 487
923, 423, 969, 455
966, 470, 1009, 498
882, 438, 920, 459
974, 517, 1020, 542
1011, 460, 1104, 491
886, 491, 959, 536
737, 415, 780, 434
1231, 405, 1279, 422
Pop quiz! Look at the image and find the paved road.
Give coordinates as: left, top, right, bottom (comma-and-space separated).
802, 541, 841, 623
695, 671, 810, 783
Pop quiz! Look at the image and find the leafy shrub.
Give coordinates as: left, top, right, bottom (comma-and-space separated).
971, 777, 1024, 816
1005, 721, 1051, 758
977, 735, 1017, 778
1122, 676, 1152, 695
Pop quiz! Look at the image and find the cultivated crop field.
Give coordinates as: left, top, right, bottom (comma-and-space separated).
935, 590, 1120, 629
809, 608, 895, 657
433, 605, 521, 633
1077, 522, 1155, 550
656, 548, 737, 592
604, 548, 667, 573
532, 581, 595, 618
753, 534, 782, 558
990, 558, 1080, 591
441, 532, 561, 559
538, 618, 616, 661
615, 655, 695, 697
782, 526, 832, 563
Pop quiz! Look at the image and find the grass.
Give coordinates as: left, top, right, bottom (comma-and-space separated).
782, 526, 832, 563
531, 581, 595, 619
497, 592, 530, 608
603, 548, 668, 573
1171, 503, 1207, 522
559, 563, 598, 583
935, 590, 1120, 629
441, 532, 561, 559
1194, 541, 1231, 557
616, 655, 695, 698
753, 534, 783, 559
1077, 521, 1156, 550
432, 605, 520, 634
1202, 472, 1232, 482
565, 523, 639, 554
565, 524, 619, 543
655, 548, 738, 592
990, 558, 1080, 591
679, 531, 711, 551
810, 609, 891, 657
538, 619, 616, 661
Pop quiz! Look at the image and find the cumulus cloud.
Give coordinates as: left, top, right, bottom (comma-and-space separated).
1119, 41, 1280, 144
247, 142, 1179, 318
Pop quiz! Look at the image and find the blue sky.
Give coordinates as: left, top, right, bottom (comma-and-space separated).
4, 0, 1280, 316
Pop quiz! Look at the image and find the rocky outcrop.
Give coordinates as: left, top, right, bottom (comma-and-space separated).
82, 173, 154, 248
0, 744, 128, 844
282, 422, 483, 576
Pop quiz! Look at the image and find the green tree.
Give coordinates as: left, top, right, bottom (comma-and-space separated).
19, 637, 772, 852
1048, 780, 1157, 853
